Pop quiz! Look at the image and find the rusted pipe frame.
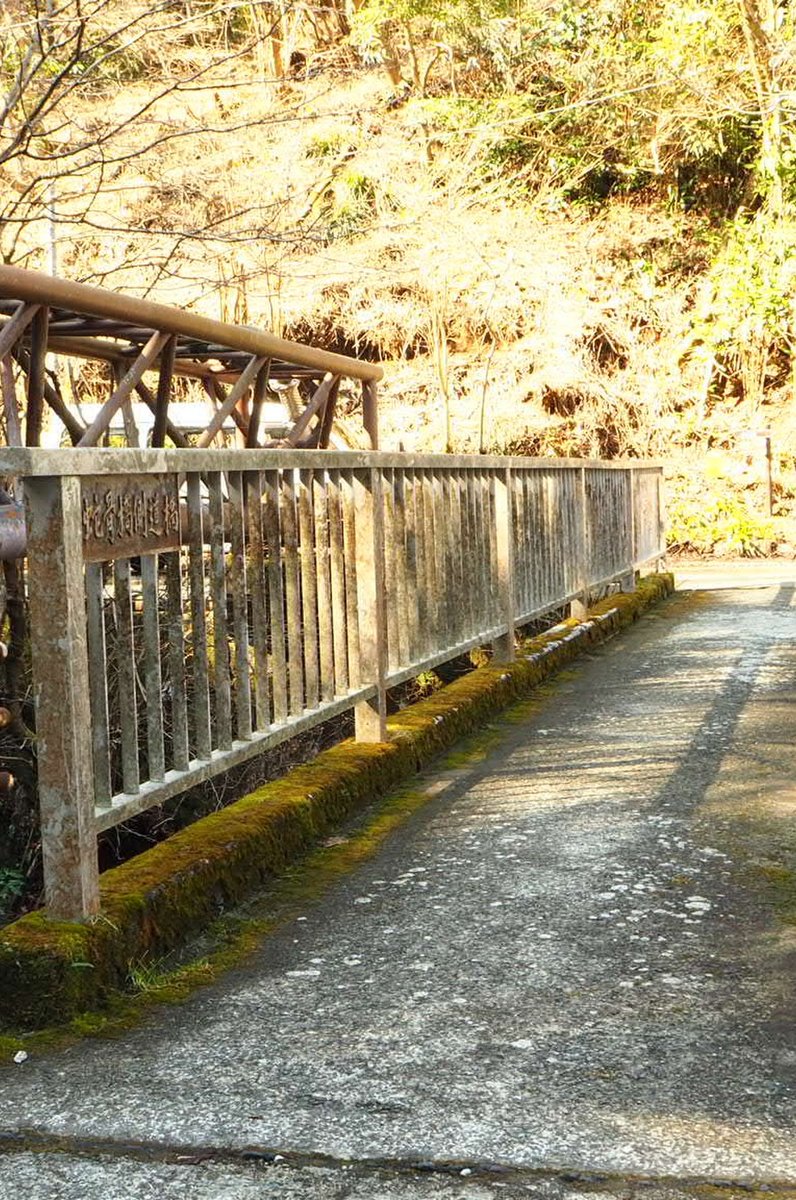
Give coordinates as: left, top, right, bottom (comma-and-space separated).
11, 347, 85, 445
232, 387, 250, 447
1, 358, 22, 448
77, 331, 170, 447
197, 356, 265, 448
318, 376, 341, 449
206, 377, 250, 442
113, 360, 141, 449
286, 373, 339, 447
151, 334, 177, 449
51, 321, 158, 341
362, 378, 379, 450
41, 331, 236, 384
304, 418, 323, 450
133, 380, 190, 450
0, 311, 312, 379
25, 305, 49, 448
0, 502, 26, 557
2, 557, 30, 737
246, 361, 271, 449
0, 321, 322, 386
47, 327, 328, 377
0, 265, 383, 383
0, 302, 41, 361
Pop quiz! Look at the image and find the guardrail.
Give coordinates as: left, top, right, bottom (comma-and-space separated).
0, 448, 664, 918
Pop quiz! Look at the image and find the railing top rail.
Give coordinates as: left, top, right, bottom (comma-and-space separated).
0, 265, 383, 384
0, 447, 664, 477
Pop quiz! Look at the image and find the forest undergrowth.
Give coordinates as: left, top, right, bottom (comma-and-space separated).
2, 0, 796, 558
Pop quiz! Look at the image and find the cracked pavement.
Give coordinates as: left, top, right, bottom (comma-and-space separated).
1, 573, 795, 1198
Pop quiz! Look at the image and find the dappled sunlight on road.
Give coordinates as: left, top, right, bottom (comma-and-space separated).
0, 582, 794, 1187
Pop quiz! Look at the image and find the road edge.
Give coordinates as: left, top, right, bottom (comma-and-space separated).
0, 573, 674, 1031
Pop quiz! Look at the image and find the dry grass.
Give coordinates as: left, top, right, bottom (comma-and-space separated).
7, 34, 796, 530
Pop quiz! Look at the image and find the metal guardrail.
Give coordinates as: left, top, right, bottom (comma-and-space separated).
0, 448, 665, 919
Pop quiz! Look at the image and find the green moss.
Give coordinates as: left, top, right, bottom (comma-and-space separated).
750, 863, 796, 923
0, 780, 443, 1057
0, 571, 674, 1034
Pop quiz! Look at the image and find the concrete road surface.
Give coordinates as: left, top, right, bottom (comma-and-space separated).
1, 575, 795, 1199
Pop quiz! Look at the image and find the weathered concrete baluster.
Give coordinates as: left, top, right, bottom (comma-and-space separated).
414, 471, 428, 660
491, 466, 515, 664
341, 470, 361, 689
262, 469, 288, 724
486, 467, 499, 627
85, 562, 112, 809
392, 469, 409, 669
327, 470, 349, 697
246, 470, 271, 729
432, 468, 444, 652
114, 558, 140, 795
621, 466, 636, 592
571, 465, 589, 620
474, 471, 488, 637
460, 470, 471, 638
164, 549, 189, 771
383, 469, 400, 676
658, 470, 667, 567
26, 475, 99, 919
512, 470, 526, 619
298, 468, 320, 712
525, 471, 538, 615
564, 468, 580, 600
228, 470, 253, 739
208, 473, 232, 751
468, 470, 478, 627
187, 473, 212, 759
282, 468, 304, 716
454, 471, 467, 642
404, 469, 420, 663
354, 466, 387, 742
141, 553, 165, 781
312, 471, 335, 704
421, 470, 437, 651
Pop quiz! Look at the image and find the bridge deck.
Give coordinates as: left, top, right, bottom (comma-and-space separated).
2, 576, 796, 1199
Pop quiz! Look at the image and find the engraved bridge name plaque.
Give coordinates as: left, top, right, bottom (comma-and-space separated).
81, 475, 181, 561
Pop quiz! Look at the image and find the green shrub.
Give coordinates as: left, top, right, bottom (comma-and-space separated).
0, 868, 25, 921
668, 492, 774, 556
306, 133, 352, 159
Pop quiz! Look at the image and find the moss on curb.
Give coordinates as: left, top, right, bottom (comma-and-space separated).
0, 572, 674, 1031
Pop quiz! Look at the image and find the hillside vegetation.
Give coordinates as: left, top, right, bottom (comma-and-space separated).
3, 0, 796, 553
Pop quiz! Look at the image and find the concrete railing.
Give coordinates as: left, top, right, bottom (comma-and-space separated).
0, 448, 664, 918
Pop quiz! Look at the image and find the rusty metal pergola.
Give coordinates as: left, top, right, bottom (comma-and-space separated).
0, 265, 383, 454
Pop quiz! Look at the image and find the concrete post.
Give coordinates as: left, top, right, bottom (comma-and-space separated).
354, 466, 387, 741
26, 475, 99, 918
620, 466, 636, 593
492, 466, 516, 662
570, 466, 589, 619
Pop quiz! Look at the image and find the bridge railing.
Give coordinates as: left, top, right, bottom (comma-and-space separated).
0, 448, 664, 918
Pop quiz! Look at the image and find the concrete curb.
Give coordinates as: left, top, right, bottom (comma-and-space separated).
0, 573, 674, 1030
